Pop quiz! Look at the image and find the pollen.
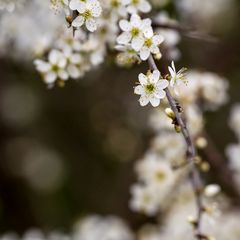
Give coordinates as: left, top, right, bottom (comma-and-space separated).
145, 83, 155, 93
131, 27, 140, 37
82, 10, 92, 19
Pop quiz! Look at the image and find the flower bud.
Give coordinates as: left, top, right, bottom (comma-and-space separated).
196, 137, 208, 149
204, 184, 221, 197
165, 107, 175, 119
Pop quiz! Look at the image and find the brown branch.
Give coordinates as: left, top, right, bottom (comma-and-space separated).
152, 22, 218, 43
148, 55, 205, 239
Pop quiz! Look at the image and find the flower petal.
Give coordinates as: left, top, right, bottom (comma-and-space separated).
131, 36, 144, 51
119, 19, 131, 31
90, 2, 102, 17
72, 16, 85, 28
152, 34, 164, 45
138, 73, 148, 85
134, 85, 144, 95
140, 48, 150, 61
139, 95, 149, 106
44, 71, 57, 84
157, 79, 169, 89
69, 0, 84, 11
130, 14, 141, 28
149, 96, 160, 107
49, 50, 60, 65
143, 26, 153, 38
154, 89, 166, 99
117, 32, 131, 44
86, 18, 97, 32
151, 70, 160, 83
138, 0, 151, 13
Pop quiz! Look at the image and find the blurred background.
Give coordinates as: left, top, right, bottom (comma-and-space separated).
0, 0, 240, 234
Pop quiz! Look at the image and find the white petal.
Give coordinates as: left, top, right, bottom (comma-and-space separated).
134, 85, 144, 95
152, 34, 164, 45
67, 64, 82, 79
58, 69, 69, 80
34, 60, 51, 73
127, 5, 137, 14
119, 19, 131, 31
149, 96, 160, 107
69, 0, 83, 11
117, 32, 131, 44
138, 73, 148, 85
151, 70, 160, 83
171, 61, 176, 71
143, 26, 153, 38
142, 18, 152, 27
72, 16, 85, 28
150, 45, 159, 54
86, 18, 97, 32
130, 14, 141, 28
44, 71, 57, 84
58, 57, 67, 68
168, 66, 175, 78
70, 54, 82, 64
154, 89, 166, 99
90, 2, 102, 17
139, 95, 149, 106
131, 36, 144, 51
122, 0, 131, 5
138, 0, 151, 13
48, 50, 59, 65
157, 79, 169, 89
140, 48, 150, 61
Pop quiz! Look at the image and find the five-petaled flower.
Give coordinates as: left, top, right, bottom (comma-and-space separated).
70, 0, 102, 32
134, 70, 169, 107
34, 49, 68, 85
139, 29, 164, 61
117, 14, 152, 51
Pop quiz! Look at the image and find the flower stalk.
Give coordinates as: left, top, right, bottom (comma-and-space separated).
148, 54, 205, 240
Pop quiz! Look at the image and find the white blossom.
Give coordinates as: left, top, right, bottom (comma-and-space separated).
117, 14, 152, 51
168, 61, 187, 95
34, 49, 68, 85
139, 31, 164, 60
134, 70, 169, 107
70, 0, 102, 32
125, 0, 151, 14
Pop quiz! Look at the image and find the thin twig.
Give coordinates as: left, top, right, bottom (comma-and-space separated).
148, 55, 205, 239
152, 22, 218, 43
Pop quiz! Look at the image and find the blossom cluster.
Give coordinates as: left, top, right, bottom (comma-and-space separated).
0, 215, 134, 240
130, 68, 229, 227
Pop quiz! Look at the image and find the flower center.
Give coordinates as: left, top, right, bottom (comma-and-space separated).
144, 38, 152, 47
111, 0, 119, 8
131, 27, 140, 37
155, 171, 166, 181
132, 0, 139, 5
145, 83, 155, 93
52, 64, 59, 72
82, 10, 92, 19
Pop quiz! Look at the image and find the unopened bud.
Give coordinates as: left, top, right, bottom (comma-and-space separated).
154, 52, 162, 60
175, 125, 181, 133
200, 161, 210, 172
65, 15, 73, 24
194, 156, 202, 165
196, 137, 208, 149
165, 107, 175, 119
204, 184, 221, 197
187, 215, 197, 226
